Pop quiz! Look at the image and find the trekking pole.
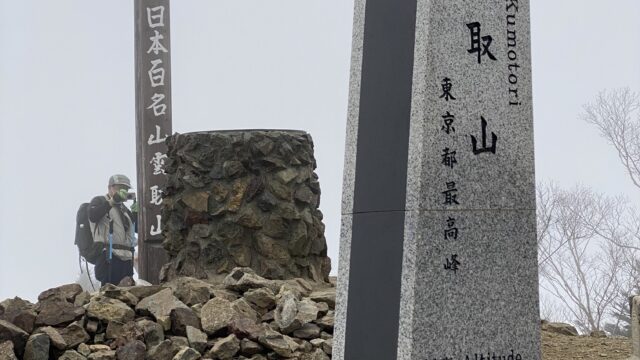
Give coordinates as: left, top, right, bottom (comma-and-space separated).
108, 220, 114, 285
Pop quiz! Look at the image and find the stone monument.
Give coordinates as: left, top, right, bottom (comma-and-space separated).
335, 1, 540, 359
159, 130, 332, 284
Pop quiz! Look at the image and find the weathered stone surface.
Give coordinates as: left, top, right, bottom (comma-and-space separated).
106, 321, 143, 343
38, 284, 83, 303
167, 277, 213, 306
77, 343, 91, 357
162, 131, 331, 283
146, 339, 180, 360
228, 318, 266, 341
207, 334, 240, 360
240, 338, 263, 356
74, 292, 91, 307
222, 268, 277, 293
200, 298, 236, 335
0, 298, 36, 334
135, 288, 189, 322
185, 326, 207, 354
23, 333, 49, 360
541, 322, 578, 336
136, 319, 164, 348
58, 321, 90, 349
301, 348, 330, 360
0, 340, 17, 360
58, 350, 85, 360
86, 296, 135, 323
232, 298, 259, 323
170, 308, 201, 337
292, 323, 321, 340
88, 345, 111, 352
0, 320, 28, 356
88, 350, 116, 360
101, 284, 139, 307
243, 288, 275, 310
115, 340, 145, 360
35, 326, 66, 351
256, 328, 298, 358
314, 311, 333, 331
167, 335, 189, 349
173, 347, 201, 360
273, 291, 300, 334
321, 338, 332, 355
308, 290, 335, 309
34, 297, 85, 327
126, 286, 166, 300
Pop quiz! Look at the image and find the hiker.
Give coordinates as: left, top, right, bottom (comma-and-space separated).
88, 174, 139, 285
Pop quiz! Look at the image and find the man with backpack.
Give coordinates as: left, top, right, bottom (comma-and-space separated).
87, 174, 139, 285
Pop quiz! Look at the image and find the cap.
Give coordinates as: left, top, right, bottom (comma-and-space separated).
108, 174, 132, 188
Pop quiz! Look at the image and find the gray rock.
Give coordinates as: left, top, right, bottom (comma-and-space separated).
115, 340, 145, 360
185, 326, 207, 354
74, 292, 92, 307
170, 308, 201, 336
207, 334, 239, 360
100, 284, 139, 307
146, 339, 180, 360
34, 297, 85, 327
256, 328, 298, 358
210, 289, 238, 302
222, 268, 277, 293
321, 338, 332, 355
172, 347, 201, 360
136, 319, 164, 348
293, 323, 321, 339
38, 284, 83, 303
87, 350, 116, 360
106, 321, 143, 342
319, 332, 331, 340
200, 298, 235, 335
0, 340, 17, 360
58, 321, 90, 349
301, 348, 330, 360
167, 277, 213, 306
231, 298, 259, 323
273, 290, 299, 334
86, 296, 135, 323
0, 320, 28, 356
308, 290, 335, 309
58, 350, 86, 360
167, 336, 189, 349
126, 286, 166, 300
239, 338, 263, 356
0, 298, 36, 333
23, 333, 49, 360
77, 343, 91, 357
541, 321, 578, 336
35, 326, 66, 350
135, 288, 189, 323
228, 318, 266, 341
314, 311, 333, 331
243, 288, 275, 310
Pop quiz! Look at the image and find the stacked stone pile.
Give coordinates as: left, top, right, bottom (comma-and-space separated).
0, 268, 336, 360
160, 130, 331, 284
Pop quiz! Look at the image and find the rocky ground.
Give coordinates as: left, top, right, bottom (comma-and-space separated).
0, 267, 335, 359
541, 322, 632, 360
0, 271, 635, 360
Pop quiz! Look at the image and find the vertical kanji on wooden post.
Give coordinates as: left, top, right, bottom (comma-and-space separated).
135, 0, 172, 284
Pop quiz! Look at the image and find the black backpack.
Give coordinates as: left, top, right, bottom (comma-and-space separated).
74, 203, 103, 265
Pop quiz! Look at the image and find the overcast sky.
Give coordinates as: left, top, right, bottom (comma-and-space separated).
1, 1, 639, 302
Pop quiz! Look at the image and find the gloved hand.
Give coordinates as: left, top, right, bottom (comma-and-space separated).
131, 200, 139, 213
112, 189, 128, 204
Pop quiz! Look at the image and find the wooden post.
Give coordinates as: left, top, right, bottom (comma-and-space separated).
134, 0, 172, 284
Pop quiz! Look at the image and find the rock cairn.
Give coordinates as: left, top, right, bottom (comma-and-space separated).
160, 130, 331, 284
0, 268, 336, 360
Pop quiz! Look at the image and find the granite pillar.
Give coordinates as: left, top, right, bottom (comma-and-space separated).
335, 0, 540, 359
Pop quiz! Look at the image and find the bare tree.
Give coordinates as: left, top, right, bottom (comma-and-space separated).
582, 88, 640, 189
537, 183, 639, 333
